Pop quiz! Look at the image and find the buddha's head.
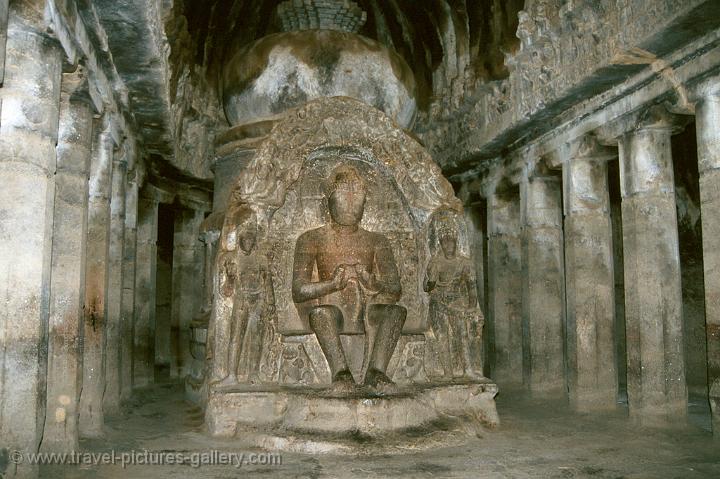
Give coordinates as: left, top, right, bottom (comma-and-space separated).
326, 164, 366, 226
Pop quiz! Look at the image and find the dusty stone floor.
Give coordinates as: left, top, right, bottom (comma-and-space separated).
43, 381, 719, 478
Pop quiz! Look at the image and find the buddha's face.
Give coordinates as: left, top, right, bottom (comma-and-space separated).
328, 180, 366, 226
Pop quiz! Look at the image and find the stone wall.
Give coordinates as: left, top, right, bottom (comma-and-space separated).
445, 1, 720, 432
420, 0, 720, 175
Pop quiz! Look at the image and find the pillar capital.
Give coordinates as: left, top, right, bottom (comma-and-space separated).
140, 183, 175, 204
487, 179, 520, 237
61, 68, 97, 109
595, 104, 690, 143
520, 166, 562, 230
455, 178, 483, 206
525, 154, 561, 182
561, 135, 614, 216
563, 160, 610, 217
696, 83, 720, 174
566, 134, 617, 163
634, 104, 691, 134
618, 108, 681, 198
690, 74, 720, 102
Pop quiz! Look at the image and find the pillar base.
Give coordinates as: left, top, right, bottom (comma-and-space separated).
710, 378, 720, 436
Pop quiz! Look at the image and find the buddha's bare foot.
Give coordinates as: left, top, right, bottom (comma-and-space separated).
363, 368, 398, 394
329, 370, 356, 394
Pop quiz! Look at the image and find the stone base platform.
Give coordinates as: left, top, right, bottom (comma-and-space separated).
205, 380, 499, 453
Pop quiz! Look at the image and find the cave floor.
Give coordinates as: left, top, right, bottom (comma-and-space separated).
45, 381, 719, 479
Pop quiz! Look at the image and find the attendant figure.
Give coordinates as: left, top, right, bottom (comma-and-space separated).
215, 211, 274, 385
424, 214, 483, 379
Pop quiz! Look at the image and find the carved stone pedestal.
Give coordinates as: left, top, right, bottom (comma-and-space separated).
205, 381, 499, 453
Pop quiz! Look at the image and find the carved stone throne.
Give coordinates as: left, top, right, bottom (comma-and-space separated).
204, 97, 498, 452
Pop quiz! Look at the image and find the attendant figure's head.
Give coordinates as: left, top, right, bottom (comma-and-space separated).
438, 222, 457, 258
237, 218, 258, 255
326, 164, 366, 226
223, 205, 258, 255
432, 210, 460, 259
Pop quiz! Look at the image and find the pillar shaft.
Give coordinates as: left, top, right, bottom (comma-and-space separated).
563, 149, 617, 410
696, 92, 720, 434
464, 205, 486, 376
121, 175, 139, 401
103, 156, 127, 413
78, 120, 115, 438
487, 189, 523, 386
0, 16, 62, 469
619, 111, 687, 423
43, 92, 93, 452
521, 173, 565, 394
133, 196, 158, 386
201, 231, 220, 315
171, 209, 205, 377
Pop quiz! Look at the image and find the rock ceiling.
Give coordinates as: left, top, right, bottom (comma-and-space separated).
92, 0, 524, 181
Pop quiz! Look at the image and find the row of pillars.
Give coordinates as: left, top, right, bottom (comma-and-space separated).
0, 10, 207, 477
484, 94, 720, 430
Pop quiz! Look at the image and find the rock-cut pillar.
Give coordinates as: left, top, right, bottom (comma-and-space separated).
520, 169, 566, 395
103, 153, 127, 413
487, 185, 523, 387
78, 118, 115, 438
619, 105, 687, 424
171, 208, 205, 378
121, 171, 139, 402
563, 136, 618, 411
133, 195, 159, 386
43, 77, 94, 452
695, 87, 720, 434
0, 12, 62, 473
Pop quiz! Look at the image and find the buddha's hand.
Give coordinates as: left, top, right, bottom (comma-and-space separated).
355, 264, 379, 294
331, 264, 351, 291
263, 303, 276, 317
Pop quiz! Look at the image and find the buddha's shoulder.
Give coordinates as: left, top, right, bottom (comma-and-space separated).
296, 225, 330, 243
